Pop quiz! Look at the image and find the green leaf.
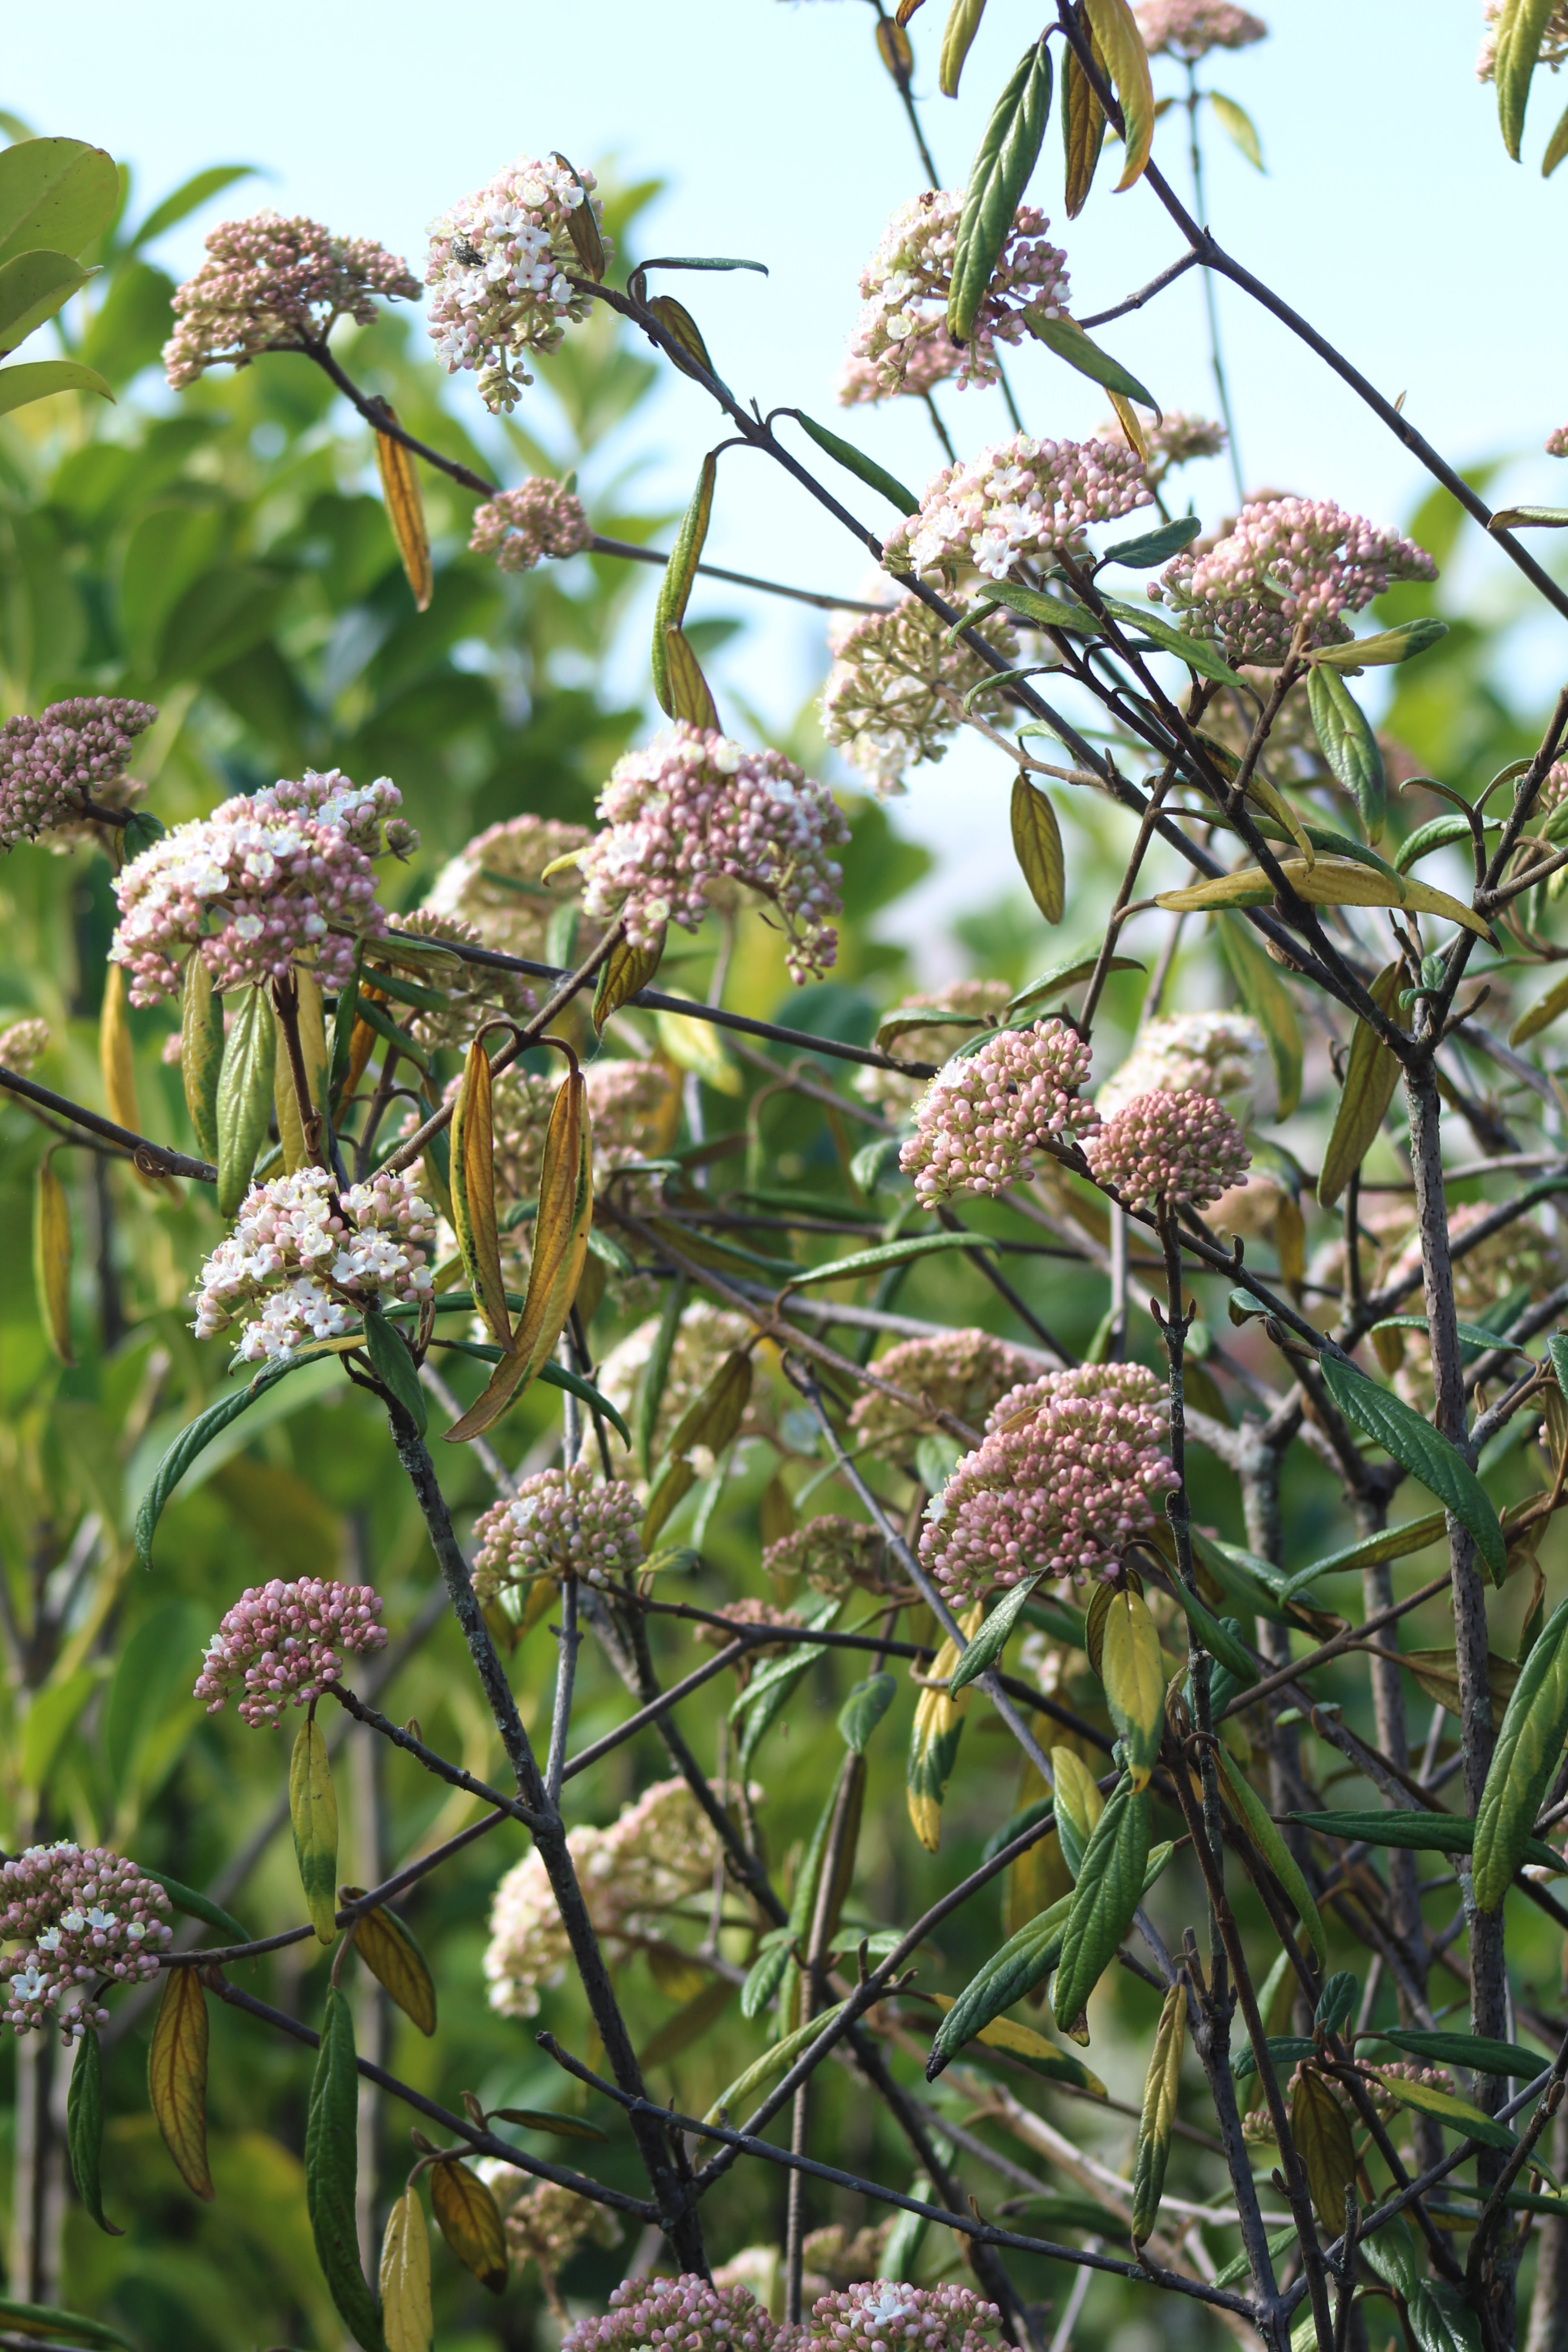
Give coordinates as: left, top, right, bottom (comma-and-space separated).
1232, 2035, 1315, 2082
0, 2301, 135, 2350
127, 164, 257, 253
0, 358, 112, 413
135, 1357, 307, 1566
1308, 618, 1449, 671
1006, 950, 1143, 1014
1187, 1527, 1295, 1627
1316, 1352, 1507, 1580
1023, 309, 1158, 412
1497, 0, 1558, 157
1511, 971, 1568, 1046
1552, 1333, 1568, 1400
1162, 1571, 1259, 1690
67, 2031, 119, 2237
1377, 2029, 1546, 2079
741, 1937, 794, 2022
1010, 774, 1065, 924
1207, 90, 1264, 168
703, 1999, 849, 2124
1100, 514, 1202, 569
939, 0, 987, 95
1491, 503, 1568, 529
1289, 1806, 1567, 1876
927, 1893, 1075, 2076
787, 1230, 996, 1288
1131, 1983, 1185, 2245
1409, 2281, 1484, 2352
1473, 1595, 1568, 1912
361, 1303, 428, 1436
0, 138, 119, 263
180, 950, 223, 1162
307, 1986, 386, 2351
1307, 663, 1386, 842
1051, 1775, 1150, 2036
215, 984, 277, 1218
791, 411, 918, 514
1316, 1971, 1359, 2033
1370, 1314, 1525, 1354
0, 248, 89, 353
950, 1575, 1042, 1695
1316, 961, 1403, 1209
838, 1671, 897, 1750
139, 1869, 248, 1948
1097, 594, 1239, 685
949, 41, 1054, 345
1396, 813, 1479, 874
1215, 1746, 1328, 1965
965, 578, 1098, 636
290, 1717, 340, 1946
734, 1597, 840, 1771
490, 2106, 610, 2144
1098, 1587, 1164, 1789
1215, 910, 1303, 1117
1371, 2068, 1518, 2152
652, 451, 715, 717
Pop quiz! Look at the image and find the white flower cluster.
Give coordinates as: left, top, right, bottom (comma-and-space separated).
485, 1779, 720, 2018
841, 191, 1069, 400
1096, 1010, 1264, 1119
885, 434, 1151, 582
192, 1166, 436, 1361
426, 156, 609, 412
822, 595, 1017, 799
0, 1842, 172, 2038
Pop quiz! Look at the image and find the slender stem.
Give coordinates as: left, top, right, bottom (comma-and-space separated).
0, 1062, 215, 1182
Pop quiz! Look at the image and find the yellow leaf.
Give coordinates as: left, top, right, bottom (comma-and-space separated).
1010, 774, 1064, 924
148, 1965, 213, 2200
1099, 1589, 1165, 1790
1511, 970, 1568, 1045
32, 1151, 72, 1365
939, 0, 986, 95
380, 2190, 433, 2352
289, 1716, 339, 1945
908, 1607, 981, 1851
661, 624, 720, 730
374, 407, 433, 612
1083, 0, 1156, 189
642, 1455, 698, 1548
1062, 29, 1108, 218
1050, 1743, 1105, 1874
429, 2159, 508, 2295
347, 1898, 437, 2036
1400, 1646, 1520, 1720
445, 1058, 592, 1442
1291, 2067, 1357, 2236
1318, 961, 1402, 1209
1131, 1980, 1185, 2244
451, 1039, 512, 1349
99, 960, 138, 1135
655, 998, 743, 1094
594, 926, 666, 1033
1158, 855, 1491, 940
1106, 388, 1146, 460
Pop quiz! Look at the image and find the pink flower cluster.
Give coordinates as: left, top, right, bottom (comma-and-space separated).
885, 434, 1152, 582
423, 810, 592, 961
193, 1576, 388, 1728
191, 1166, 436, 1361
563, 2275, 777, 2352
1151, 495, 1436, 666
0, 1017, 49, 1073
1548, 422, 1568, 459
473, 1465, 645, 1600
799, 2284, 1004, 2352
0, 1842, 172, 2038
899, 1019, 1098, 1206
918, 1365, 1177, 1601
580, 723, 851, 983
1085, 1087, 1252, 1212
470, 479, 592, 572
111, 769, 412, 1004
840, 191, 1069, 401
822, 594, 1017, 799
163, 212, 420, 388
426, 156, 608, 412
1135, 0, 1268, 56
838, 334, 960, 410
0, 698, 156, 849
848, 1328, 1042, 1459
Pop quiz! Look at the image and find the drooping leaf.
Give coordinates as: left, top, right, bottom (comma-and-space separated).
789, 1230, 997, 1288
1207, 90, 1263, 169
139, 1869, 247, 1947
148, 1965, 213, 2201
1023, 309, 1157, 412
791, 411, 918, 515
642, 1455, 697, 1548
128, 163, 258, 252
939, 0, 987, 94
735, 1596, 841, 1772
429, 2159, 508, 2295
1292, 2066, 1357, 2235
1496, 0, 1558, 157
1307, 618, 1449, 671
98, 960, 140, 1140
1061, 20, 1107, 217
703, 1999, 849, 2123
594, 927, 666, 1032
648, 293, 714, 380
1399, 1646, 1519, 1720
372, 407, 431, 612
923, 1990, 1105, 2091
379, 2191, 433, 2352
1162, 1572, 1259, 1690
1215, 912, 1302, 1117
1131, 1982, 1185, 2245
1370, 2068, 1519, 2151
0, 138, 118, 262
347, 1899, 437, 2036
654, 998, 743, 1093
1282, 1510, 1447, 1597
1009, 774, 1065, 923
66, 2030, 118, 2236
1377, 2029, 1547, 2079
1215, 1746, 1327, 1965
306, 1986, 385, 2349
1051, 1743, 1105, 1878
450, 1040, 510, 1349
215, 984, 277, 1217
32, 1150, 72, 1366
135, 1355, 307, 1565
1316, 1352, 1507, 1580
1098, 1588, 1164, 1789
1051, 1774, 1150, 2037
653, 451, 716, 716
1157, 854, 1491, 939
290, 1716, 340, 1945
950, 1574, 1042, 1694
658, 623, 718, 730
362, 1303, 427, 1435
1006, 949, 1143, 1014
1473, 1595, 1568, 1912
1511, 970, 1568, 1045
1082, 0, 1156, 187
949, 41, 1054, 346
1307, 664, 1387, 842
180, 951, 223, 1161
1316, 961, 1403, 1207
0, 358, 112, 413
908, 1610, 981, 1851
1289, 1806, 1568, 1876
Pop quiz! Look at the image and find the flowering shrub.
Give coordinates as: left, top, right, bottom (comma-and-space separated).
193, 1577, 388, 1726
1096, 1009, 1264, 1117
1151, 495, 1436, 664
191, 1166, 436, 1359
900, 1019, 1098, 1205
0, 1844, 172, 2037
163, 212, 420, 386
562, 2275, 776, 2352
846, 1329, 1041, 1460
473, 1465, 644, 1598
797, 2283, 1003, 2352
0, 1017, 49, 1073
842, 192, 1069, 398
885, 432, 1152, 580
0, 699, 157, 848
1137, 0, 1269, 57
1083, 1087, 1253, 1212
422, 809, 592, 959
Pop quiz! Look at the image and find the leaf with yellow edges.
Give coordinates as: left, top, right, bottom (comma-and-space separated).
1083, 0, 1155, 189
148, 1965, 212, 2200
1157, 855, 1492, 940
451, 1039, 511, 1349
374, 407, 432, 612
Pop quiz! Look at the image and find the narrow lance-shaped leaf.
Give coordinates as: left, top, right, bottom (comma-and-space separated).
1316, 1352, 1507, 1581
1289, 1807, 1567, 1875
362, 1303, 427, 1436
923, 1991, 1106, 2092
1157, 855, 1492, 940
1472, 1595, 1568, 1913
343, 1895, 437, 2036
373, 405, 432, 612
215, 983, 277, 1217
1292, 2066, 1357, 2236
1009, 775, 1065, 923
1513, 970, 1568, 1045
839, 1671, 897, 1752
99, 960, 144, 1146
949, 1573, 1042, 1694
653, 451, 715, 717
1308, 663, 1386, 842
33, 1150, 72, 1366
1208, 90, 1263, 169
949, 41, 1054, 346
67, 2029, 119, 2236
1215, 1744, 1328, 1965
939, 0, 986, 95
290, 1715, 340, 1945
1317, 961, 1402, 1207
648, 293, 715, 381
147, 1965, 213, 2200
1497, 0, 1558, 157
1051, 1774, 1150, 2038
306, 1985, 385, 2350
1061, 18, 1107, 217
136, 1355, 305, 1566
450, 1039, 511, 1348
1131, 1982, 1185, 2245
1216, 911, 1302, 1118
429, 2159, 508, 2295
1051, 1743, 1105, 1878
1099, 1588, 1164, 1789
1379, 2028, 1548, 2079
380, 2191, 433, 2352
659, 622, 719, 730
1023, 310, 1158, 412
1308, 618, 1449, 671
907, 1608, 981, 1850
791, 411, 919, 514
1371, 2069, 1519, 2152
1083, 0, 1156, 188
703, 1998, 850, 2124
180, 949, 222, 1161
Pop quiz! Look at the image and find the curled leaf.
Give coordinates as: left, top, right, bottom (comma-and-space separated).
949, 41, 1054, 346
306, 1985, 383, 2349
1317, 962, 1402, 1208
33, 1150, 72, 1365
1083, 0, 1156, 188
1131, 1982, 1185, 2245
939, 0, 986, 94
1010, 775, 1064, 923
451, 1039, 511, 1349
373, 406, 432, 612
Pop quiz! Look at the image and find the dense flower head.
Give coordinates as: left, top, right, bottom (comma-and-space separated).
1099, 408, 1227, 489
0, 1017, 49, 1073
385, 909, 536, 1054
1151, 495, 1436, 666
580, 724, 850, 983
111, 769, 410, 1004
1097, 1009, 1264, 1118
799, 2280, 1004, 2352
473, 1465, 644, 1603
0, 1842, 172, 2038
1548, 423, 1568, 459
842, 191, 1069, 400
470, 479, 592, 572
1085, 1088, 1251, 1212
1136, 0, 1268, 57
0, 698, 156, 849
855, 977, 1013, 1115
597, 1303, 765, 1479
562, 2275, 776, 2352
847, 1329, 1042, 1461
838, 333, 961, 409
491, 2172, 622, 2284
423, 811, 591, 960
426, 156, 608, 412
886, 433, 1151, 582
900, 1018, 1098, 1206
822, 595, 1017, 799
764, 1514, 903, 1597
164, 212, 420, 388
193, 1577, 387, 1728
1480, 2, 1568, 80
918, 1364, 1177, 1600
485, 1779, 720, 2017
192, 1166, 436, 1361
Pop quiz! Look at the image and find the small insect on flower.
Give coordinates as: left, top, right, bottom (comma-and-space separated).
426, 156, 610, 412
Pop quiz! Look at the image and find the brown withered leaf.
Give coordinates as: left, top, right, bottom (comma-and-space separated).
373, 406, 433, 612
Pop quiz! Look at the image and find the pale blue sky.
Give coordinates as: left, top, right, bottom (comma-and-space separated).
9, 2, 1568, 969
